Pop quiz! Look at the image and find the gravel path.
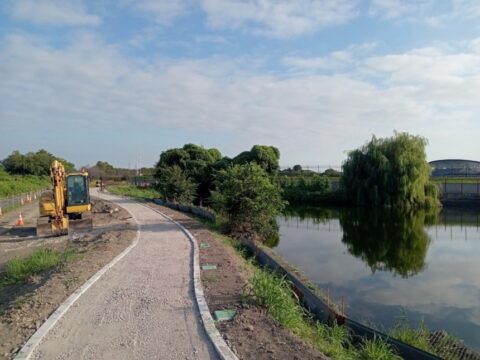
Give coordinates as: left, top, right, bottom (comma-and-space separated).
31, 190, 218, 360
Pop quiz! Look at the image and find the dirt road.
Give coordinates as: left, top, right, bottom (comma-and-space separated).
30, 190, 218, 360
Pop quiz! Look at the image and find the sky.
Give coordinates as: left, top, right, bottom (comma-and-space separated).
0, 0, 479, 169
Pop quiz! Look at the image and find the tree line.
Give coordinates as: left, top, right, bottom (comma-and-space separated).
1, 150, 75, 176
154, 144, 284, 243
2, 132, 440, 242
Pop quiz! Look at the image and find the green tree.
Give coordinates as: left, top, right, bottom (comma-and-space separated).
2, 149, 75, 176
233, 145, 280, 175
212, 163, 284, 242
155, 144, 223, 205
157, 165, 196, 203
341, 132, 439, 209
96, 161, 116, 174
279, 173, 332, 205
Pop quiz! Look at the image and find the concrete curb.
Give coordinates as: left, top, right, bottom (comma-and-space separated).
15, 195, 141, 360
144, 204, 238, 360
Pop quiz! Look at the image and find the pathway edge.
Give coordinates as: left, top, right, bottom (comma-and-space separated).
143, 204, 239, 360
15, 195, 141, 360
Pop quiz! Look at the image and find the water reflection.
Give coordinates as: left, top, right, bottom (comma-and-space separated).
339, 208, 438, 278
275, 206, 480, 351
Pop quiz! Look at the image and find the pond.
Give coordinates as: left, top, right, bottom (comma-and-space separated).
274, 206, 480, 351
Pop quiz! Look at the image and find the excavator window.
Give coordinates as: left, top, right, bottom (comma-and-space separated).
67, 175, 89, 206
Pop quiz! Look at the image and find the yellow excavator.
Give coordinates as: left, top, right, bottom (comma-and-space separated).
36, 160, 93, 236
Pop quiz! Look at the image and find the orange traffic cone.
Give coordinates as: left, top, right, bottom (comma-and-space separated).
16, 212, 24, 226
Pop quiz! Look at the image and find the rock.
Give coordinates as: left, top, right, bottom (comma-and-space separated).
244, 325, 254, 331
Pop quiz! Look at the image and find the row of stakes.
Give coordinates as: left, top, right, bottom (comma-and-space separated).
199, 240, 237, 322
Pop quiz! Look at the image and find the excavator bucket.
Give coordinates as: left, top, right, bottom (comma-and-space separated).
36, 217, 68, 237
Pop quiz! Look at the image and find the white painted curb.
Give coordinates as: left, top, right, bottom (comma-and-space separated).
15, 194, 141, 360
143, 204, 239, 360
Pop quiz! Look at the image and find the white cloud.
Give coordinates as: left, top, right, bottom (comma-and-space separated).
370, 0, 480, 25
9, 0, 101, 26
365, 46, 480, 86
200, 0, 360, 38
369, 0, 429, 20
283, 52, 352, 71
453, 0, 480, 19
120, 0, 191, 25
194, 35, 229, 44
1, 34, 479, 165
282, 43, 376, 72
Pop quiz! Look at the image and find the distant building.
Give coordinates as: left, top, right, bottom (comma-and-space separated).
429, 159, 480, 177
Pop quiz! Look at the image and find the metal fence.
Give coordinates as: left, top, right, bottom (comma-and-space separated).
438, 180, 480, 199
280, 165, 342, 173
0, 189, 47, 215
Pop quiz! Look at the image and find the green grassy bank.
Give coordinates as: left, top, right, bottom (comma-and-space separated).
107, 184, 159, 200
0, 171, 49, 198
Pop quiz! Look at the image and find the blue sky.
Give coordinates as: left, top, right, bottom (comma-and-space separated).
1, 0, 479, 169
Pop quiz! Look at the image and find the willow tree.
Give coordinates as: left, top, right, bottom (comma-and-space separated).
341, 132, 439, 209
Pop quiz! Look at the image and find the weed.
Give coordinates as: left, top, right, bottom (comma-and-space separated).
250, 270, 305, 330
0, 248, 77, 287
389, 312, 435, 353
13, 296, 26, 309
248, 268, 400, 360
358, 336, 402, 360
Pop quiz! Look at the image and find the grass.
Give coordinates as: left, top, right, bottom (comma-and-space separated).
248, 268, 401, 360
389, 314, 434, 353
0, 171, 49, 198
108, 184, 160, 200
358, 337, 401, 360
388, 313, 463, 359
0, 248, 77, 287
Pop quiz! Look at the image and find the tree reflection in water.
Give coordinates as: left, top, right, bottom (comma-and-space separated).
339, 208, 439, 278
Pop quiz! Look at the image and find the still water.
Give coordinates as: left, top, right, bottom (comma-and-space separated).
275, 207, 480, 351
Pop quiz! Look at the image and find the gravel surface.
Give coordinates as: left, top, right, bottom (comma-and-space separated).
31, 190, 218, 360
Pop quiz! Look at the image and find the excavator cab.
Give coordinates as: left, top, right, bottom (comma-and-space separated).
67, 175, 90, 208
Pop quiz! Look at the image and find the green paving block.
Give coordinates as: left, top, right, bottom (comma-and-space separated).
214, 309, 236, 322
201, 264, 217, 270
200, 243, 210, 249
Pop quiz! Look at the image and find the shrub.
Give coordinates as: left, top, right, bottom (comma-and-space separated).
212, 163, 284, 242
